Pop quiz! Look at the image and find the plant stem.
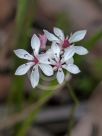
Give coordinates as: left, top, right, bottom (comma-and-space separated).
67, 105, 76, 136
16, 91, 55, 136
66, 83, 79, 136
67, 83, 79, 105
16, 81, 67, 136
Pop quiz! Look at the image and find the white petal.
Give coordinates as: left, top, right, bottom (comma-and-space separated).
51, 42, 60, 58
56, 68, 64, 84
43, 30, 60, 42
46, 48, 54, 58
15, 62, 34, 75
63, 64, 80, 74
39, 64, 53, 76
69, 30, 87, 43
53, 27, 65, 41
75, 46, 88, 55
66, 57, 74, 64
45, 49, 56, 65
31, 34, 40, 55
39, 54, 51, 64
14, 49, 34, 60
30, 65, 39, 88
64, 46, 75, 61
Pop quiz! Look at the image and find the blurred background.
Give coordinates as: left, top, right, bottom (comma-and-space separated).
0, 0, 102, 136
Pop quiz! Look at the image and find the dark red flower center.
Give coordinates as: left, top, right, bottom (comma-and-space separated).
62, 39, 70, 48
34, 56, 39, 64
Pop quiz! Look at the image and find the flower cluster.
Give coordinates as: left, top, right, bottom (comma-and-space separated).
14, 27, 88, 88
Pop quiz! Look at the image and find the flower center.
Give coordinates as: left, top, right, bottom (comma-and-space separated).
55, 60, 62, 69
34, 56, 39, 64
62, 39, 70, 48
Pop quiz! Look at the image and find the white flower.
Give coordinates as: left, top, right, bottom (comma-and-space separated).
49, 43, 80, 84
14, 34, 53, 88
44, 27, 88, 61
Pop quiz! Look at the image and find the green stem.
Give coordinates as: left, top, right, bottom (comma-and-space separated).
16, 82, 66, 136
66, 83, 79, 136
67, 106, 76, 136
67, 84, 79, 105
16, 91, 56, 136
